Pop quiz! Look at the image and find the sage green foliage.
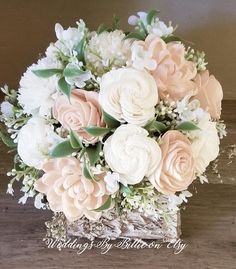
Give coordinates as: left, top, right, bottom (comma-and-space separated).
94, 195, 113, 212
58, 77, 71, 98
176, 121, 200, 131
83, 159, 95, 180
50, 140, 76, 158
145, 119, 167, 133
84, 126, 112, 137
85, 143, 102, 166
32, 69, 62, 78
102, 110, 120, 129
0, 126, 16, 148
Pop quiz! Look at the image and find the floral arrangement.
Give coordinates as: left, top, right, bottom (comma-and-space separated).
0, 10, 226, 240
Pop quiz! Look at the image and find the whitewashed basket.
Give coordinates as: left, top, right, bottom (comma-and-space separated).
67, 210, 181, 241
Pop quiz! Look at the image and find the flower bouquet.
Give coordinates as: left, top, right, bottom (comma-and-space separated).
0, 10, 226, 241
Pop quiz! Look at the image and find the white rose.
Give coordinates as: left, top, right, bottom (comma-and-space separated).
103, 124, 162, 185
99, 68, 158, 126
191, 119, 220, 174
17, 117, 62, 169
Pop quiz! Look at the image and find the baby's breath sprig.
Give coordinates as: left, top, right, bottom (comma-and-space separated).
6, 156, 41, 203
185, 46, 208, 72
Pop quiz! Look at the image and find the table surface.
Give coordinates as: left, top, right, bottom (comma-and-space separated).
0, 100, 235, 269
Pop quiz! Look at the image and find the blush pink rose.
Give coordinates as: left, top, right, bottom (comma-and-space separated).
34, 157, 109, 221
149, 130, 195, 194
138, 34, 197, 102
192, 70, 223, 119
53, 89, 104, 144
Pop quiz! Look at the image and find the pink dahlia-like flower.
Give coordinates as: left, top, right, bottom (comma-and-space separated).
53, 89, 104, 144
34, 157, 109, 221
137, 34, 197, 102
192, 70, 223, 119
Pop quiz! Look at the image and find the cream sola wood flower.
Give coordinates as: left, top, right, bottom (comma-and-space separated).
103, 124, 162, 185
99, 67, 159, 126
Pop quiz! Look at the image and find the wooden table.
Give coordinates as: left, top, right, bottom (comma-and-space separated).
0, 101, 235, 269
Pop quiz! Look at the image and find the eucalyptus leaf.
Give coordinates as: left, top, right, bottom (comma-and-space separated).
83, 126, 112, 137
120, 185, 132, 194
93, 196, 112, 212
83, 161, 94, 180
58, 77, 71, 98
85, 143, 102, 166
102, 110, 120, 129
146, 10, 160, 25
163, 35, 182, 43
63, 66, 87, 77
176, 121, 200, 131
145, 120, 167, 133
125, 32, 145, 40
0, 129, 16, 148
50, 140, 76, 158
69, 129, 83, 149
75, 38, 86, 61
32, 69, 62, 78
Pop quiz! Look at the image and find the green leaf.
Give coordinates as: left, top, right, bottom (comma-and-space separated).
58, 77, 71, 98
63, 66, 87, 77
102, 110, 120, 129
83, 161, 94, 180
176, 121, 200, 131
69, 129, 83, 149
120, 185, 132, 194
125, 32, 145, 40
146, 10, 160, 25
97, 23, 109, 34
93, 196, 112, 212
85, 143, 102, 166
145, 120, 167, 133
163, 35, 182, 43
83, 126, 112, 137
0, 129, 16, 148
112, 15, 120, 30
75, 38, 86, 61
139, 20, 148, 35
50, 140, 76, 158
32, 69, 62, 78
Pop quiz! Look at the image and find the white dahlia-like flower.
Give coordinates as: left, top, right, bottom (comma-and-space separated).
18, 57, 60, 117
99, 67, 158, 126
85, 30, 131, 76
17, 117, 62, 169
103, 124, 162, 185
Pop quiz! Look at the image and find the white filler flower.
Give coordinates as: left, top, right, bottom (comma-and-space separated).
103, 124, 162, 185
17, 117, 62, 169
128, 11, 173, 37
191, 117, 220, 174
99, 67, 158, 126
18, 57, 60, 117
131, 43, 157, 71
